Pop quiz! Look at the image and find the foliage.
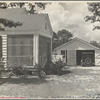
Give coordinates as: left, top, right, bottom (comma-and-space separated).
9, 65, 29, 77
85, 2, 100, 30
7, 64, 46, 78
0, 57, 5, 70
44, 61, 56, 75
55, 59, 66, 72
0, 18, 22, 31
44, 59, 66, 75
90, 40, 100, 48
0, 2, 46, 31
34, 63, 46, 78
54, 59, 66, 75
52, 29, 73, 50
0, 57, 5, 77
52, 31, 58, 50
0, 2, 47, 14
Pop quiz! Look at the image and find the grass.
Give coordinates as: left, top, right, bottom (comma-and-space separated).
0, 66, 100, 98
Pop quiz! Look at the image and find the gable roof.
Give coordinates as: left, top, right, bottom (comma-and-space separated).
0, 8, 28, 15
54, 37, 100, 51
0, 8, 52, 36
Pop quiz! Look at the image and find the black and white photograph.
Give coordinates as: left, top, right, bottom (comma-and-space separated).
0, 1, 100, 99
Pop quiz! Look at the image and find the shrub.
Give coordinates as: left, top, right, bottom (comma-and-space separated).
44, 61, 56, 75
0, 57, 5, 78
55, 59, 66, 75
34, 63, 46, 78
44, 59, 66, 75
9, 65, 29, 77
0, 57, 5, 70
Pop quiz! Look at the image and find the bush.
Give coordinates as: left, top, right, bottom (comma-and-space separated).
44, 59, 66, 75
44, 61, 56, 75
55, 59, 66, 75
34, 63, 46, 78
9, 65, 29, 77
0, 57, 5, 70
0, 57, 5, 78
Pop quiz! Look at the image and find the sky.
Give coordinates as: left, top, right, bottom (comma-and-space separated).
3, 1, 100, 42
37, 1, 100, 42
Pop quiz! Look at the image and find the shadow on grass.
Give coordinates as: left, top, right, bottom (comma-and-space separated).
0, 77, 47, 85
0, 70, 72, 85
49, 70, 72, 76
59, 70, 72, 76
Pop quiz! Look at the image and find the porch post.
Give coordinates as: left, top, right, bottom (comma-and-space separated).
33, 34, 39, 65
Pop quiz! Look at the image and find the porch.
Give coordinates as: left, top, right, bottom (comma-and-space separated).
0, 34, 51, 68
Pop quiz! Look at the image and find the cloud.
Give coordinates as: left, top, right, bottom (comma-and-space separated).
39, 3, 70, 31
39, 2, 100, 42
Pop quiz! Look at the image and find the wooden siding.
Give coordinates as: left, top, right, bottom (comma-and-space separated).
67, 50, 76, 66
2, 35, 7, 67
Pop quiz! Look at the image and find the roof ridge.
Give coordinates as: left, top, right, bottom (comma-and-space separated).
54, 37, 100, 51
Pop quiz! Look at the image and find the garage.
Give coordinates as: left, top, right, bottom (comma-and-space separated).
53, 37, 100, 66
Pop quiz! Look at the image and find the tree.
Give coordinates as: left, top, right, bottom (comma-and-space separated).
85, 2, 100, 30
57, 29, 73, 46
52, 31, 58, 50
52, 29, 73, 50
0, 18, 22, 31
90, 40, 100, 48
0, 2, 47, 14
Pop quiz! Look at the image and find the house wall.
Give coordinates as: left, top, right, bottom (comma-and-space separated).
38, 17, 52, 38
55, 40, 100, 66
39, 35, 51, 66
2, 35, 7, 67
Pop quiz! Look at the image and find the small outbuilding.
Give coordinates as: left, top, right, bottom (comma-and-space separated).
53, 37, 100, 66
0, 8, 52, 67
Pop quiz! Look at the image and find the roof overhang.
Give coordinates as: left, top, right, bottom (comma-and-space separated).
54, 37, 100, 51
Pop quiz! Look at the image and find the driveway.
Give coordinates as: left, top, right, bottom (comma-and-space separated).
0, 66, 100, 99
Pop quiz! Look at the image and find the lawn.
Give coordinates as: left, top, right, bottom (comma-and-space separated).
0, 66, 100, 99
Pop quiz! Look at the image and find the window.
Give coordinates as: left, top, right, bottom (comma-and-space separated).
61, 50, 65, 58
7, 35, 33, 66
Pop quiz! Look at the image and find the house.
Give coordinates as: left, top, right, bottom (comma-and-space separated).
0, 8, 52, 67
53, 37, 100, 66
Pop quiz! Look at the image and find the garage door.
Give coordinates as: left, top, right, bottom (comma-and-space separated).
76, 50, 95, 66
82, 51, 95, 66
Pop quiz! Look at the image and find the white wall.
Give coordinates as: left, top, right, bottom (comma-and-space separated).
2, 35, 7, 67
